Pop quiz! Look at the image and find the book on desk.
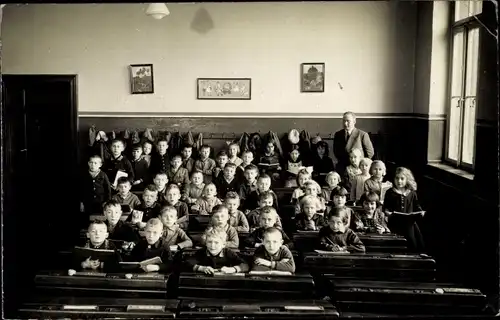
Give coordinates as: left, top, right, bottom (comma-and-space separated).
119, 256, 163, 270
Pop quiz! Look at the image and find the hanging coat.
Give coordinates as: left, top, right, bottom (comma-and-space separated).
143, 128, 155, 143
248, 133, 262, 159
270, 131, 283, 156
299, 130, 312, 164
184, 131, 195, 147
238, 132, 250, 154
195, 133, 204, 152
131, 130, 140, 144
89, 125, 97, 147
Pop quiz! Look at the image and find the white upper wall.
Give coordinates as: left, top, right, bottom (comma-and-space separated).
1, 2, 417, 114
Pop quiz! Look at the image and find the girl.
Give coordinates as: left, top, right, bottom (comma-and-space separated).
330, 186, 353, 226
227, 142, 243, 167
364, 160, 392, 202
343, 148, 363, 194
351, 192, 389, 234
350, 158, 373, 203
142, 141, 153, 167
295, 180, 327, 215
311, 141, 335, 186
291, 168, 312, 204
321, 171, 341, 202
383, 167, 426, 252
284, 145, 304, 188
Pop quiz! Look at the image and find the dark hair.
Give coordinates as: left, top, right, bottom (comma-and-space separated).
244, 164, 259, 173
212, 204, 229, 214
217, 150, 228, 158
143, 140, 153, 146
157, 137, 169, 143
329, 207, 349, 225
171, 154, 182, 161
259, 191, 274, 202
166, 184, 180, 193
88, 219, 107, 231
315, 140, 330, 157
225, 191, 240, 201
359, 192, 380, 205
131, 143, 143, 151
159, 205, 177, 217
111, 139, 125, 146
200, 144, 211, 150
117, 177, 131, 186
290, 144, 300, 152
182, 143, 193, 150
144, 184, 158, 193
102, 199, 121, 211
225, 162, 237, 170
332, 186, 348, 198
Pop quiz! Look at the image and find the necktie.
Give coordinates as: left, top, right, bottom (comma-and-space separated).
345, 131, 350, 142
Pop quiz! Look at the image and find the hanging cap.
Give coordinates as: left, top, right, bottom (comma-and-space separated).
311, 135, 322, 144
288, 129, 300, 144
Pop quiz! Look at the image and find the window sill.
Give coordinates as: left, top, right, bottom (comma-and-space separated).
427, 162, 474, 181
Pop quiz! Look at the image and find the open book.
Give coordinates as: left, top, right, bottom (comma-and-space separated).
314, 249, 350, 255
112, 170, 129, 188
392, 210, 425, 216
74, 246, 116, 261
119, 256, 162, 269
258, 163, 280, 168
249, 270, 293, 276
213, 271, 245, 277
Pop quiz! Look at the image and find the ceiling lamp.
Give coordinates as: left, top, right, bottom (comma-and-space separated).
146, 3, 170, 20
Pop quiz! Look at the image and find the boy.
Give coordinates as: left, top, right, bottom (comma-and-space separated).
164, 184, 189, 230
213, 151, 229, 180
167, 154, 190, 187
182, 171, 205, 205
186, 229, 249, 275
149, 138, 170, 177
194, 145, 216, 184
159, 206, 193, 251
225, 192, 250, 232
251, 227, 296, 273
204, 205, 239, 249
153, 172, 169, 205
236, 150, 254, 181
245, 207, 292, 249
103, 139, 134, 189
244, 174, 279, 212
129, 218, 174, 273
181, 144, 195, 174
214, 162, 240, 199
192, 183, 222, 215
238, 164, 259, 211
247, 194, 283, 230
295, 196, 327, 231
330, 186, 353, 226
103, 200, 139, 243
80, 155, 111, 217
318, 208, 365, 253
126, 185, 162, 228
111, 177, 141, 212
130, 143, 149, 191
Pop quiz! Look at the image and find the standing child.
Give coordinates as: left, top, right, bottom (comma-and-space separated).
152, 172, 169, 205
167, 154, 190, 187
251, 227, 296, 273
350, 158, 373, 202
142, 141, 153, 167
351, 192, 390, 234
245, 207, 292, 249
364, 160, 393, 202
182, 171, 205, 206
343, 148, 363, 195
130, 144, 149, 191
330, 186, 354, 227
192, 183, 223, 215
245, 174, 279, 212
225, 192, 250, 232
164, 184, 189, 230
102, 200, 139, 243
311, 141, 335, 186
321, 171, 341, 203
103, 139, 134, 189
295, 196, 327, 231
383, 167, 426, 252
214, 162, 240, 199
319, 208, 365, 253
194, 145, 216, 184
203, 205, 239, 249
181, 144, 195, 175
238, 164, 259, 212
236, 150, 255, 181
213, 151, 229, 180
80, 155, 112, 218
111, 177, 141, 212
149, 138, 170, 177
291, 169, 312, 204
227, 142, 243, 167
159, 206, 193, 251
283, 145, 304, 188
126, 185, 162, 228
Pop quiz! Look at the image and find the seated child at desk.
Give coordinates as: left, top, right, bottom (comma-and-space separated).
102, 200, 139, 244
126, 184, 162, 229
251, 227, 296, 273
214, 162, 240, 199
225, 192, 250, 232
164, 184, 189, 230
167, 154, 190, 187
186, 229, 249, 275
111, 177, 141, 212
295, 196, 327, 231
153, 172, 169, 205
245, 207, 292, 249
291, 168, 312, 204
245, 174, 279, 211
295, 180, 326, 215
192, 183, 222, 215
159, 206, 193, 251
330, 186, 353, 226
247, 192, 283, 231
129, 218, 173, 273
351, 192, 390, 234
203, 205, 239, 249
342, 148, 363, 196
318, 208, 365, 253
182, 171, 205, 206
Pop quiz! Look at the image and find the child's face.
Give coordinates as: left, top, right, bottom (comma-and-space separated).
263, 232, 283, 255
395, 173, 407, 189
87, 224, 109, 246
244, 169, 258, 182
191, 172, 203, 185
303, 203, 317, 216
204, 185, 217, 198
104, 205, 122, 225
259, 197, 273, 208
132, 148, 143, 160
257, 178, 271, 192
242, 152, 254, 165
266, 143, 275, 154
117, 182, 131, 195
217, 155, 228, 168
290, 150, 300, 162
171, 157, 182, 169
143, 190, 158, 206
360, 162, 370, 175
317, 146, 326, 157
161, 210, 177, 227
145, 224, 163, 245
111, 142, 124, 156
157, 141, 168, 154
154, 175, 168, 189
181, 147, 192, 159
333, 195, 346, 208
298, 174, 310, 187
228, 145, 238, 157
225, 198, 240, 213
260, 213, 276, 228
212, 210, 229, 227
305, 185, 318, 196
223, 166, 236, 179
326, 175, 339, 188
88, 158, 102, 172
143, 143, 152, 155
349, 152, 362, 167
206, 236, 225, 255
329, 216, 346, 233
166, 188, 181, 205
371, 163, 385, 178
200, 148, 210, 159
363, 200, 377, 215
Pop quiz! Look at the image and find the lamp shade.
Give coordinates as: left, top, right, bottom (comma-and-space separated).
146, 3, 170, 20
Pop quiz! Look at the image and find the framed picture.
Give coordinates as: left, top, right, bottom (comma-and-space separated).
130, 64, 154, 94
197, 78, 251, 100
301, 63, 325, 92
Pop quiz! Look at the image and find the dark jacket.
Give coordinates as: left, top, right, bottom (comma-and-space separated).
129, 238, 174, 273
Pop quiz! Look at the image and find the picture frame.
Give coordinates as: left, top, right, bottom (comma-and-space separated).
301, 63, 325, 93
130, 64, 154, 94
197, 78, 251, 100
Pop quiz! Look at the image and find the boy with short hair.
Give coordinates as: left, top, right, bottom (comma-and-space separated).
186, 229, 249, 275
103, 139, 134, 188
149, 137, 170, 176
111, 177, 141, 211
236, 150, 254, 182
182, 171, 205, 205
225, 192, 249, 232
192, 183, 222, 215
244, 174, 279, 212
103, 200, 139, 242
80, 155, 112, 217
152, 172, 169, 205
159, 206, 193, 251
203, 205, 239, 249
126, 185, 162, 228
214, 162, 240, 199
295, 196, 327, 231
129, 218, 174, 273
130, 143, 149, 191
194, 145, 216, 184
247, 194, 283, 230
318, 208, 365, 253
181, 144, 195, 174
238, 164, 259, 211
164, 184, 189, 230
251, 227, 296, 273
167, 154, 190, 187
213, 150, 229, 180
245, 207, 292, 249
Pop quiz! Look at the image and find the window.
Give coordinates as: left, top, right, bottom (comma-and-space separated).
446, 0, 482, 170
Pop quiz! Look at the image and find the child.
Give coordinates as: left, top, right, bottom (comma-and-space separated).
311, 140, 335, 186
251, 227, 296, 273
129, 218, 173, 273
159, 206, 193, 251
203, 205, 239, 249
321, 171, 341, 202
194, 145, 216, 184
350, 158, 373, 202
283, 145, 303, 188
126, 185, 162, 228
80, 155, 111, 216
192, 183, 222, 215
149, 138, 170, 176
343, 148, 363, 195
245, 207, 292, 249
258, 141, 281, 182
238, 164, 259, 212
182, 171, 205, 206
227, 142, 243, 167
319, 208, 366, 253
295, 180, 327, 216
291, 169, 312, 204
164, 184, 189, 230
351, 192, 390, 234
247, 196, 283, 231
181, 144, 195, 175
236, 150, 255, 180
111, 177, 141, 212
153, 172, 169, 205
295, 196, 327, 231
330, 186, 354, 227
167, 154, 190, 187
130, 144, 149, 191
214, 151, 229, 180
364, 160, 393, 202
103, 139, 134, 188
383, 167, 426, 252
225, 192, 250, 232
142, 141, 153, 167
186, 229, 249, 275
214, 162, 240, 199
103, 200, 139, 242
245, 174, 279, 212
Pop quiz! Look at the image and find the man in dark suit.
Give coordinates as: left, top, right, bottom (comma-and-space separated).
333, 112, 374, 174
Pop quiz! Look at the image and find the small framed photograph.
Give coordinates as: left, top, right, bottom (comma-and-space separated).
130, 64, 154, 94
197, 78, 251, 100
301, 63, 325, 92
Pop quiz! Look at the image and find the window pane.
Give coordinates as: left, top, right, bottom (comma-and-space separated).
469, 0, 483, 16
455, 0, 482, 22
